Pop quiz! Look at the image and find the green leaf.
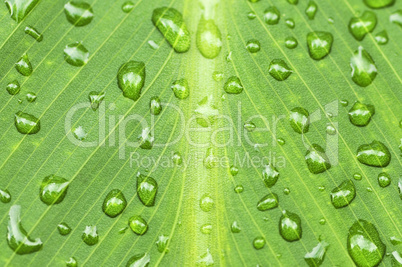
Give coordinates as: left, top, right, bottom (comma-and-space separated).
0, 0, 401, 266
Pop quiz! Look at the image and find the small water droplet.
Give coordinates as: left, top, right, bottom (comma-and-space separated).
289, 107, 309, 133
268, 59, 292, 81
201, 223, 212, 234
305, 1, 318, 20
137, 173, 158, 206
196, 16, 222, 59
149, 96, 162, 115
377, 172, 391, 188
24, 26, 42, 42
57, 222, 71, 236
285, 37, 298, 49
195, 96, 219, 127
197, 249, 214, 266
243, 121, 256, 132
0, 189, 11, 203
325, 125, 336, 135
40, 175, 69, 205
64, 1, 94, 27
391, 251, 402, 266
350, 46, 377, 87
287, 0, 298, 5
171, 79, 190, 99
234, 185, 244, 193
212, 71, 223, 82
226, 51, 232, 62
279, 210, 302, 242
264, 6, 280, 25
200, 194, 214, 212
246, 39, 260, 53
374, 30, 388, 45
64, 42, 89, 67
148, 40, 159, 50
307, 32, 333, 60
330, 180, 356, 208
304, 240, 329, 266
204, 146, 219, 168
257, 193, 278, 211
277, 138, 286, 145
6, 80, 20, 95
73, 126, 87, 141
340, 99, 349, 107
327, 17, 334, 24
285, 18, 295, 29
390, 10, 402, 27
102, 189, 127, 217
172, 152, 183, 165
26, 92, 37, 102
318, 186, 325, 191
319, 218, 326, 225
156, 235, 169, 253
230, 165, 239, 176
224, 76, 244, 94
399, 178, 402, 200
262, 164, 280, 188
253, 237, 266, 249
137, 127, 154, 149
129, 215, 148, 235
231, 221, 241, 233
347, 219, 385, 267
66, 257, 78, 267
122, 1, 135, 13
88, 91, 105, 111
353, 173, 362, 180
348, 11, 377, 41
356, 140, 391, 167
126, 253, 150, 266
152, 7, 190, 53
15, 111, 40, 134
247, 11, 256, 20
15, 53, 33, 76
117, 61, 145, 101
305, 144, 331, 174
283, 187, 291, 195
390, 236, 402, 245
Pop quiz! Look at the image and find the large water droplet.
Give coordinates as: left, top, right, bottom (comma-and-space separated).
57, 222, 71, 235
14, 111, 40, 134
285, 37, 298, 49
264, 6, 280, 25
224, 76, 244, 94
15, 53, 33, 76
137, 173, 158, 206
356, 140, 391, 167
305, 1, 318, 20
268, 59, 292, 81
348, 101, 375, 127
117, 61, 145, 101
5, 0, 39, 23
289, 107, 309, 133
195, 96, 219, 127
246, 39, 261, 53
129, 215, 148, 235
0, 189, 11, 203
347, 219, 385, 267
253, 237, 266, 249
330, 180, 356, 208
196, 16, 222, 59
374, 30, 388, 45
348, 11, 377, 41
7, 205, 43, 254
127, 253, 150, 267
88, 91, 105, 111
156, 235, 169, 253
390, 10, 402, 28
304, 240, 329, 266
40, 175, 69, 205
6, 80, 20, 95
102, 189, 127, 217
307, 32, 333, 60
262, 164, 280, 188
152, 7, 190, 53
350, 46, 377, 87
150, 96, 162, 115
279, 210, 302, 242
377, 172, 391, 188
24, 26, 42, 42
364, 0, 395, 8
305, 144, 331, 174
257, 193, 279, 211
171, 79, 190, 99
64, 1, 94, 27
64, 42, 89, 67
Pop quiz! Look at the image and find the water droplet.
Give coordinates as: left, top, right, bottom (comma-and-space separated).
149, 96, 162, 115
230, 165, 239, 176
66, 257, 78, 267
277, 138, 286, 145
40, 175, 69, 205
212, 71, 223, 82
399, 178, 402, 200
196, 16, 222, 59
353, 173, 362, 180
263, 6, 280, 25
285, 18, 295, 29
126, 253, 150, 267
262, 164, 280, 188
64, 42, 89, 67
88, 91, 105, 111
289, 107, 309, 133
137, 173, 158, 206
200, 194, 214, 212
340, 99, 349, 107
318, 186, 325, 191
26, 92, 36, 102
283, 187, 291, 195
348, 11, 377, 41
14, 111, 40, 134
328, 17, 334, 24
72, 126, 87, 141
122, 1, 135, 13
172, 152, 183, 165
57, 222, 71, 235
197, 249, 214, 266
5, 0, 39, 23
279, 210, 302, 242
234, 185, 244, 193
253, 237, 266, 249
15, 53, 33, 76
7, 205, 43, 254
118, 226, 128, 234
348, 101, 375, 127
204, 147, 219, 168
6, 80, 20, 95
350, 46, 377, 87
330, 180, 356, 208
231, 221, 241, 233
391, 251, 402, 266
307, 31, 333, 60
347, 219, 385, 267
305, 1, 318, 20
268, 59, 292, 81
195, 96, 219, 127
171, 78, 190, 99
325, 125, 336, 135
137, 127, 154, 149
24, 26, 42, 42
305, 144, 331, 174
257, 193, 279, 211
390, 236, 402, 245
287, 0, 298, 5
147, 40, 159, 50
224, 76, 243, 94
390, 10, 402, 28
152, 7, 190, 53
201, 223, 212, 234
364, 0, 395, 9
285, 37, 298, 49
0, 189, 11, 203
246, 39, 260, 53
356, 140, 391, 167
64, 1, 94, 27
117, 61, 145, 101
129, 215, 148, 235
374, 30, 388, 45
156, 235, 169, 253
243, 121, 256, 132
102, 189, 127, 217
304, 240, 329, 266
247, 11, 256, 20
377, 172, 391, 188
319, 218, 326, 225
